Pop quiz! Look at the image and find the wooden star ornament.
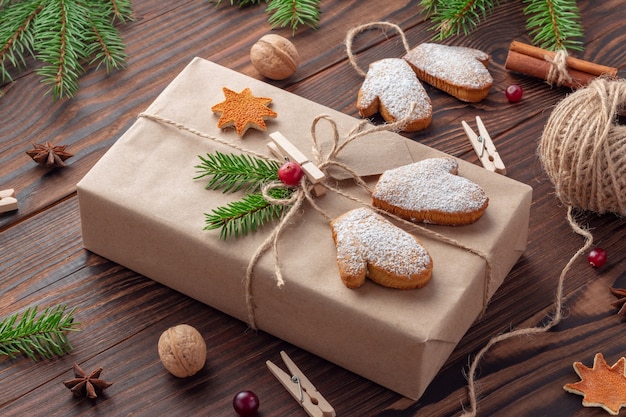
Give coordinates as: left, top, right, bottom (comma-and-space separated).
564, 353, 626, 415
211, 87, 277, 136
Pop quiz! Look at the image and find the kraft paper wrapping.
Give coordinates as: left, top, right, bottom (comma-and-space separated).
77, 58, 532, 400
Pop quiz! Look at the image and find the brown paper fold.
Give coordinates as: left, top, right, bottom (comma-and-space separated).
77, 58, 532, 400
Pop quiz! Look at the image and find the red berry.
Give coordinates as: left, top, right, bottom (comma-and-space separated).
278, 161, 303, 186
588, 248, 607, 267
505, 84, 523, 103
233, 390, 260, 417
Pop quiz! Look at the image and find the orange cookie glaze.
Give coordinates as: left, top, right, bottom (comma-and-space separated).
211, 87, 277, 136
403, 43, 493, 102
330, 207, 433, 290
357, 58, 432, 132
372, 157, 488, 226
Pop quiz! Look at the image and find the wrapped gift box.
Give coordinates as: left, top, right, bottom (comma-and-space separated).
77, 58, 532, 400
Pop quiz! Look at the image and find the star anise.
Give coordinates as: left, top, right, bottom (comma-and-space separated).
26, 142, 73, 168
610, 287, 626, 315
63, 363, 112, 399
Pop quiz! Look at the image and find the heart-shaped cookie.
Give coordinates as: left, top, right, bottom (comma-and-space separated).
330, 207, 433, 289
357, 58, 432, 132
372, 157, 488, 225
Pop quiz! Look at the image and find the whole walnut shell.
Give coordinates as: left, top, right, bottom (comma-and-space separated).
158, 324, 206, 378
250, 34, 299, 80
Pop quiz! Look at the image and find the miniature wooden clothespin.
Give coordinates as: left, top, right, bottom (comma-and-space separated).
461, 116, 507, 175
0, 189, 18, 213
266, 351, 335, 417
268, 132, 327, 196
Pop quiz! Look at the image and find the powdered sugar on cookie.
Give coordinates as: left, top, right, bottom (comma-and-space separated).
330, 207, 433, 290
357, 58, 432, 132
404, 43, 493, 102
372, 157, 488, 225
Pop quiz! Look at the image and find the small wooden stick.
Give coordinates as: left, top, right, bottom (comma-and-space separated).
505, 41, 617, 88
0, 189, 18, 213
268, 132, 326, 196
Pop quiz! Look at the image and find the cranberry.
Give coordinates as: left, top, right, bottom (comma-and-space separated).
233, 390, 260, 417
278, 161, 303, 186
588, 248, 607, 268
505, 84, 523, 103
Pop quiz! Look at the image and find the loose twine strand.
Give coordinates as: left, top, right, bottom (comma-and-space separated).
545, 49, 573, 87
460, 206, 592, 417
345, 21, 411, 77
138, 108, 494, 332
464, 77, 626, 416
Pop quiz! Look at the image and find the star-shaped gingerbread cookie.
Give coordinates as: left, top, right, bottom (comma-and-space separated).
564, 352, 626, 415
211, 87, 277, 136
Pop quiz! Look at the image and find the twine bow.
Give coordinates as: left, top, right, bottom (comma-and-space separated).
138, 108, 495, 331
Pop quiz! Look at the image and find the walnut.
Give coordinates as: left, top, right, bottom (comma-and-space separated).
158, 324, 206, 378
250, 34, 299, 80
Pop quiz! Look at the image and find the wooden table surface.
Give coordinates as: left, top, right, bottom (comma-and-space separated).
2, 1, 626, 416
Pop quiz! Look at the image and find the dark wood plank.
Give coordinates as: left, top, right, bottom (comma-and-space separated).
2, 0, 626, 416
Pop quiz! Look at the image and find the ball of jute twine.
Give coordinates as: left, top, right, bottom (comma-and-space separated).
462, 78, 626, 416
540, 77, 626, 215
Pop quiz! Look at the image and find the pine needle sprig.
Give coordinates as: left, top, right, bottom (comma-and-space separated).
0, 0, 132, 100
266, 0, 320, 33
196, 151, 296, 239
194, 151, 281, 193
209, 0, 320, 33
523, 0, 583, 51
420, 0, 500, 40
419, 0, 584, 52
0, 304, 80, 361
204, 187, 292, 239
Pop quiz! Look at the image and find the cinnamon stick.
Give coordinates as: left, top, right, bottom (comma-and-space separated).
505, 41, 618, 88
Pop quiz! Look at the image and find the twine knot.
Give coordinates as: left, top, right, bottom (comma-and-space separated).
545, 49, 574, 87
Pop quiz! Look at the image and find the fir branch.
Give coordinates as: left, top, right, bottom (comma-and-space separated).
419, 0, 584, 52
0, 0, 132, 100
34, 0, 89, 99
0, 0, 42, 83
524, 0, 583, 51
209, 0, 320, 33
204, 187, 292, 239
85, 4, 128, 73
0, 304, 80, 361
420, 0, 501, 40
194, 151, 281, 193
266, 0, 321, 33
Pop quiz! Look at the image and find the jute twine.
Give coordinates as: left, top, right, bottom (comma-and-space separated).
545, 49, 574, 87
462, 78, 626, 416
540, 77, 626, 215
345, 21, 411, 77
138, 109, 495, 332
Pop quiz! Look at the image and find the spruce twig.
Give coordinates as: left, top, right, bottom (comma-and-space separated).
0, 0, 132, 100
196, 152, 295, 239
205, 188, 292, 239
524, 0, 583, 51
209, 0, 320, 33
0, 304, 80, 361
194, 151, 281, 193
419, 0, 584, 52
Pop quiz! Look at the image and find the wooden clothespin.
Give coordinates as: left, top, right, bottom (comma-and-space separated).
268, 132, 326, 196
461, 116, 506, 175
266, 351, 335, 417
0, 189, 18, 213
